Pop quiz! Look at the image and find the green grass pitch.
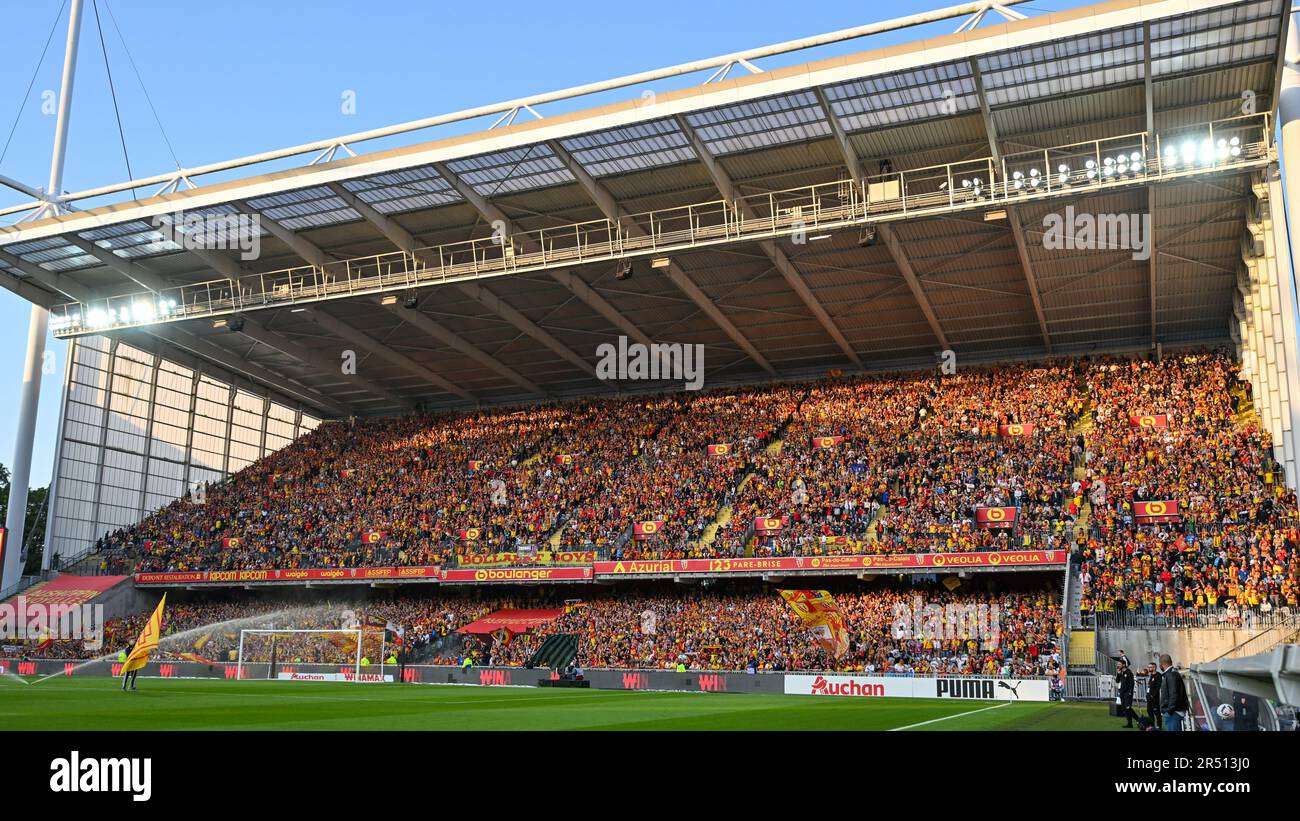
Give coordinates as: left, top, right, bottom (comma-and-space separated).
0, 675, 1122, 731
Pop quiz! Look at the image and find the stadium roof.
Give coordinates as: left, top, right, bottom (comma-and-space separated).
0, 0, 1288, 418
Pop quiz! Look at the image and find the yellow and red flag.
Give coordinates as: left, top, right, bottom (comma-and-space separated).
811, 435, 844, 449
220, 537, 241, 548
754, 515, 785, 533
468, 460, 484, 471
1134, 500, 1181, 523
1129, 413, 1169, 429
459, 527, 482, 541
555, 454, 576, 466
707, 443, 731, 456
122, 593, 167, 673
997, 423, 1036, 437
975, 506, 1018, 529
633, 521, 662, 540
360, 531, 385, 544
779, 589, 849, 658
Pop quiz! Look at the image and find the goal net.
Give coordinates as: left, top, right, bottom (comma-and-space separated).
236, 629, 367, 680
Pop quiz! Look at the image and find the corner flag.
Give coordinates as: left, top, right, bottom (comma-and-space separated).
122, 593, 167, 673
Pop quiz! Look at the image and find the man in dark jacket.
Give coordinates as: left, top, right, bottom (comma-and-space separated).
1158, 653, 1189, 731
1232, 692, 1260, 731
1115, 661, 1139, 728
1145, 663, 1163, 730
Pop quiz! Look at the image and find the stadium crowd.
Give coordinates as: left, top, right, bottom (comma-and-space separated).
66, 349, 1298, 627
12, 583, 1062, 676
1077, 355, 1299, 622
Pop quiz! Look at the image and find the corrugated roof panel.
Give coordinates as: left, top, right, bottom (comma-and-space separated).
444, 144, 575, 196
247, 186, 360, 230
1152, 0, 1280, 75
979, 26, 1145, 107
558, 118, 696, 177
683, 90, 831, 156
823, 61, 977, 132
342, 165, 462, 213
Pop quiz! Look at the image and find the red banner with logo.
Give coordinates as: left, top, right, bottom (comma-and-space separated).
707, 443, 731, 456
811, 436, 844, 449
360, 531, 384, 544
1129, 413, 1169, 429
1133, 500, 1181, 523
439, 566, 593, 583
220, 537, 241, 548
975, 506, 1018, 529
633, 521, 663, 540
555, 454, 576, 465
468, 460, 484, 471
456, 608, 565, 636
459, 528, 483, 541
997, 423, 1035, 437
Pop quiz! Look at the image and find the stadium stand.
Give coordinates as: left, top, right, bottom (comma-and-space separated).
66, 350, 1296, 637
24, 581, 1062, 677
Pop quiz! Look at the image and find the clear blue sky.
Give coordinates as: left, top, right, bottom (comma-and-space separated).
0, 0, 1083, 488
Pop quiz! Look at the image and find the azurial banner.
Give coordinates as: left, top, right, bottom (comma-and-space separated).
784, 674, 1052, 702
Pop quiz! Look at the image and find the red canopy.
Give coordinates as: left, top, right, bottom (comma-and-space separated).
457, 608, 564, 635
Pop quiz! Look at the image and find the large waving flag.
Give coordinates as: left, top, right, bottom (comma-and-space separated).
779, 589, 849, 659
122, 593, 167, 673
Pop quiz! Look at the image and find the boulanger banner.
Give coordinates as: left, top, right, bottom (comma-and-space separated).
439, 566, 593, 583
784, 674, 1051, 702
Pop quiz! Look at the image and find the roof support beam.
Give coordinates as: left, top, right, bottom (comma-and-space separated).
378, 298, 545, 397
236, 202, 331, 268
877, 225, 950, 350
813, 90, 949, 351
548, 268, 653, 347
233, 203, 507, 402
235, 315, 415, 411
66, 236, 169, 293
674, 115, 863, 368
968, 57, 1051, 352
429, 164, 654, 349
0, 269, 58, 306
546, 141, 777, 376
1006, 208, 1053, 353
145, 324, 349, 417
326, 181, 597, 379
0, 246, 94, 303
1143, 22, 1155, 136
812, 87, 865, 181
1149, 184, 1158, 347
299, 305, 476, 403
50, 245, 357, 415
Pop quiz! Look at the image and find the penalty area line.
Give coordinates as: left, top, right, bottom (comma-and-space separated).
888, 700, 1011, 731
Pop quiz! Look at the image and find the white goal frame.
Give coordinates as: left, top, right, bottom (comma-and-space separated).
236, 628, 363, 681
